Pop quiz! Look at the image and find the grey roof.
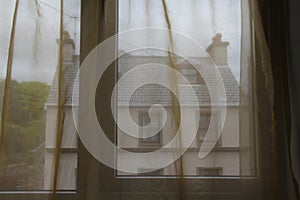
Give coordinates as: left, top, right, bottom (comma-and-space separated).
118, 55, 239, 106
46, 55, 239, 107
46, 56, 79, 106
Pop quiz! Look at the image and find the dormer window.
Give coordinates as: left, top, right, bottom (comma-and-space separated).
178, 65, 204, 85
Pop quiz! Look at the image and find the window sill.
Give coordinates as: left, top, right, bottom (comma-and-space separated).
120, 147, 239, 152
0, 191, 76, 200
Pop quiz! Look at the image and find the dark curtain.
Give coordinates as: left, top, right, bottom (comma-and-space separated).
259, 0, 300, 199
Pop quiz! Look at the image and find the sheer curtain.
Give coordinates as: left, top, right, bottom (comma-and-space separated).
0, 0, 80, 192
0, 0, 279, 199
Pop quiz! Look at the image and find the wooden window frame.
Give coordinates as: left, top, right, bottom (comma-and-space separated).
77, 0, 268, 199
0, 0, 278, 199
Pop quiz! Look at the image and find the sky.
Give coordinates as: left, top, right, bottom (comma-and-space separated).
0, 0, 80, 84
119, 0, 241, 81
0, 0, 241, 84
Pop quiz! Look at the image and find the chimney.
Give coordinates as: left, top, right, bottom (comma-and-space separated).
57, 31, 75, 61
206, 33, 229, 65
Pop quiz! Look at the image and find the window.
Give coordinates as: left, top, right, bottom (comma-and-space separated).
196, 167, 223, 176
197, 112, 221, 146
139, 111, 162, 146
138, 168, 164, 176
79, 0, 277, 198
0, 0, 80, 198
1, 0, 280, 199
178, 65, 204, 84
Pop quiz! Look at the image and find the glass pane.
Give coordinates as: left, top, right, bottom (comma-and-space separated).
0, 0, 80, 190
116, 0, 255, 178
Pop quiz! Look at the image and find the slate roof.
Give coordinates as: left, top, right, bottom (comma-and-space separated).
118, 55, 239, 106
46, 54, 239, 107
46, 56, 79, 106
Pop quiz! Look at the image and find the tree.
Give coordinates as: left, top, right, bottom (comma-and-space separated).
0, 80, 50, 153
14, 81, 50, 124
0, 79, 19, 123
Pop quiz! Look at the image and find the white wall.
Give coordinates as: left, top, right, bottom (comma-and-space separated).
117, 106, 240, 176
117, 106, 239, 148
44, 106, 77, 190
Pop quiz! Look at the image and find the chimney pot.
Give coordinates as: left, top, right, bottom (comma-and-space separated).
206, 33, 229, 65
56, 31, 75, 61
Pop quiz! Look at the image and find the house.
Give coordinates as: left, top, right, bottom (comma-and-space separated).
117, 34, 240, 176
44, 33, 240, 189
44, 32, 79, 190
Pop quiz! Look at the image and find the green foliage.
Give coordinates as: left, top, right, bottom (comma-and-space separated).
19, 120, 45, 151
0, 79, 50, 154
14, 81, 50, 123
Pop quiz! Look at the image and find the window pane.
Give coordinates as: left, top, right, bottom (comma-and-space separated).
0, 0, 80, 190
116, 0, 253, 178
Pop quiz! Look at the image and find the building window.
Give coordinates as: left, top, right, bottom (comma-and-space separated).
138, 168, 164, 176
196, 167, 223, 176
139, 111, 162, 146
197, 112, 221, 145
178, 65, 204, 84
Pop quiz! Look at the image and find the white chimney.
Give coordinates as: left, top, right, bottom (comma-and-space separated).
57, 31, 75, 61
206, 33, 229, 65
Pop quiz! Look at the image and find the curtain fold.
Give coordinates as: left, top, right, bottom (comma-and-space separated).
0, 0, 19, 168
